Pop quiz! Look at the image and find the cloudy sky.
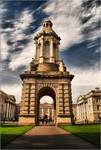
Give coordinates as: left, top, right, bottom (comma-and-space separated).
0, 0, 101, 103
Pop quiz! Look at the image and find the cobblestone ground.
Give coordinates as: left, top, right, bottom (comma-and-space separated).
4, 126, 97, 149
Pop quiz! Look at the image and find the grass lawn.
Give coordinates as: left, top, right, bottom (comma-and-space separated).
59, 124, 101, 147
0, 124, 33, 147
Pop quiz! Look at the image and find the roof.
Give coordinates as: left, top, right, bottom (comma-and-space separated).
77, 88, 101, 103
0, 90, 16, 103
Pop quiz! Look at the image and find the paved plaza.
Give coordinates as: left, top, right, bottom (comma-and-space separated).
4, 126, 97, 149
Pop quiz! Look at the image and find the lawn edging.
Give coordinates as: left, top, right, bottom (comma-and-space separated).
59, 125, 100, 148
1, 125, 34, 148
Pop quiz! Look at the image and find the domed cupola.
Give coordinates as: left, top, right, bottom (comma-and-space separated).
34, 19, 61, 65
42, 19, 53, 33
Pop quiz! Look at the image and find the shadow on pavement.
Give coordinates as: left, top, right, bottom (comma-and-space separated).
2, 133, 98, 149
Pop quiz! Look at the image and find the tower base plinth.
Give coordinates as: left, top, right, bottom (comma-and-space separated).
19, 117, 35, 125
57, 116, 72, 125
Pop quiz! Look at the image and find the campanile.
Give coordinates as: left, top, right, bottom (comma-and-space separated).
19, 19, 74, 125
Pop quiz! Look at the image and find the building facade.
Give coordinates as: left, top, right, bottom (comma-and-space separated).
0, 90, 16, 122
19, 19, 74, 125
73, 88, 101, 123
40, 103, 54, 120
15, 103, 20, 121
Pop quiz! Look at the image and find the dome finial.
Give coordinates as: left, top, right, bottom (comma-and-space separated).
42, 18, 53, 28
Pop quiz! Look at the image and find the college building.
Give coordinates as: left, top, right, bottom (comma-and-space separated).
73, 88, 101, 123
40, 103, 54, 120
0, 90, 16, 122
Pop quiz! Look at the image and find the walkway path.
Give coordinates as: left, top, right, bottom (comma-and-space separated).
5, 126, 97, 149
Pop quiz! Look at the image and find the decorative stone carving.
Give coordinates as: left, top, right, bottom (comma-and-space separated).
59, 60, 66, 72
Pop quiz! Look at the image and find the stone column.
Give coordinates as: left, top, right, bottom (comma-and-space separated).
4, 103, 7, 120
39, 37, 44, 63
79, 105, 80, 120
52, 108, 54, 120
3, 103, 6, 120
84, 103, 86, 121
13, 105, 15, 120
8, 103, 10, 120
9, 103, 12, 120
85, 103, 88, 120
56, 43, 59, 60
82, 104, 83, 120
6, 103, 9, 120
10, 104, 12, 120
79, 104, 80, 120
10, 104, 13, 120
42, 108, 44, 118
11, 104, 14, 120
80, 104, 81, 120
81, 104, 82, 120
11, 105, 14, 120
82, 103, 84, 120
11, 104, 13, 120
50, 38, 54, 63
84, 103, 85, 121
77, 105, 78, 120
34, 40, 37, 59
48, 108, 50, 119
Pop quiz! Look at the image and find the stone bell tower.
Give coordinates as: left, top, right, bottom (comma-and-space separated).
19, 19, 74, 125
34, 20, 60, 64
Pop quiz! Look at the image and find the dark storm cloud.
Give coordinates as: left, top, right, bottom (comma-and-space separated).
0, 73, 20, 85
1, 0, 100, 70
60, 0, 100, 71
2, 1, 47, 32
9, 47, 23, 54
1, 1, 43, 32
0, 69, 21, 85
1, 0, 48, 64
82, 0, 100, 9
1, 0, 100, 102
1, 21, 14, 29
0, 61, 25, 86
61, 38, 100, 70
1, 0, 100, 72
2, 0, 46, 19
13, 39, 30, 47
81, 15, 92, 24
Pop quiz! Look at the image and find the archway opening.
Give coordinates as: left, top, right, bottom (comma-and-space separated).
36, 87, 56, 125
39, 96, 54, 125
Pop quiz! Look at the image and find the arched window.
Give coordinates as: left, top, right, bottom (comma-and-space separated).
53, 43, 57, 59
44, 41, 50, 59
53, 43, 56, 49
46, 23, 48, 27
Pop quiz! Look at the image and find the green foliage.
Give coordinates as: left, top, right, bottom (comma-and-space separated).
59, 124, 101, 147
0, 125, 33, 147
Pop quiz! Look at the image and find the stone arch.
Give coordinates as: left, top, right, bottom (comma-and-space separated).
37, 83, 57, 94
36, 86, 56, 125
